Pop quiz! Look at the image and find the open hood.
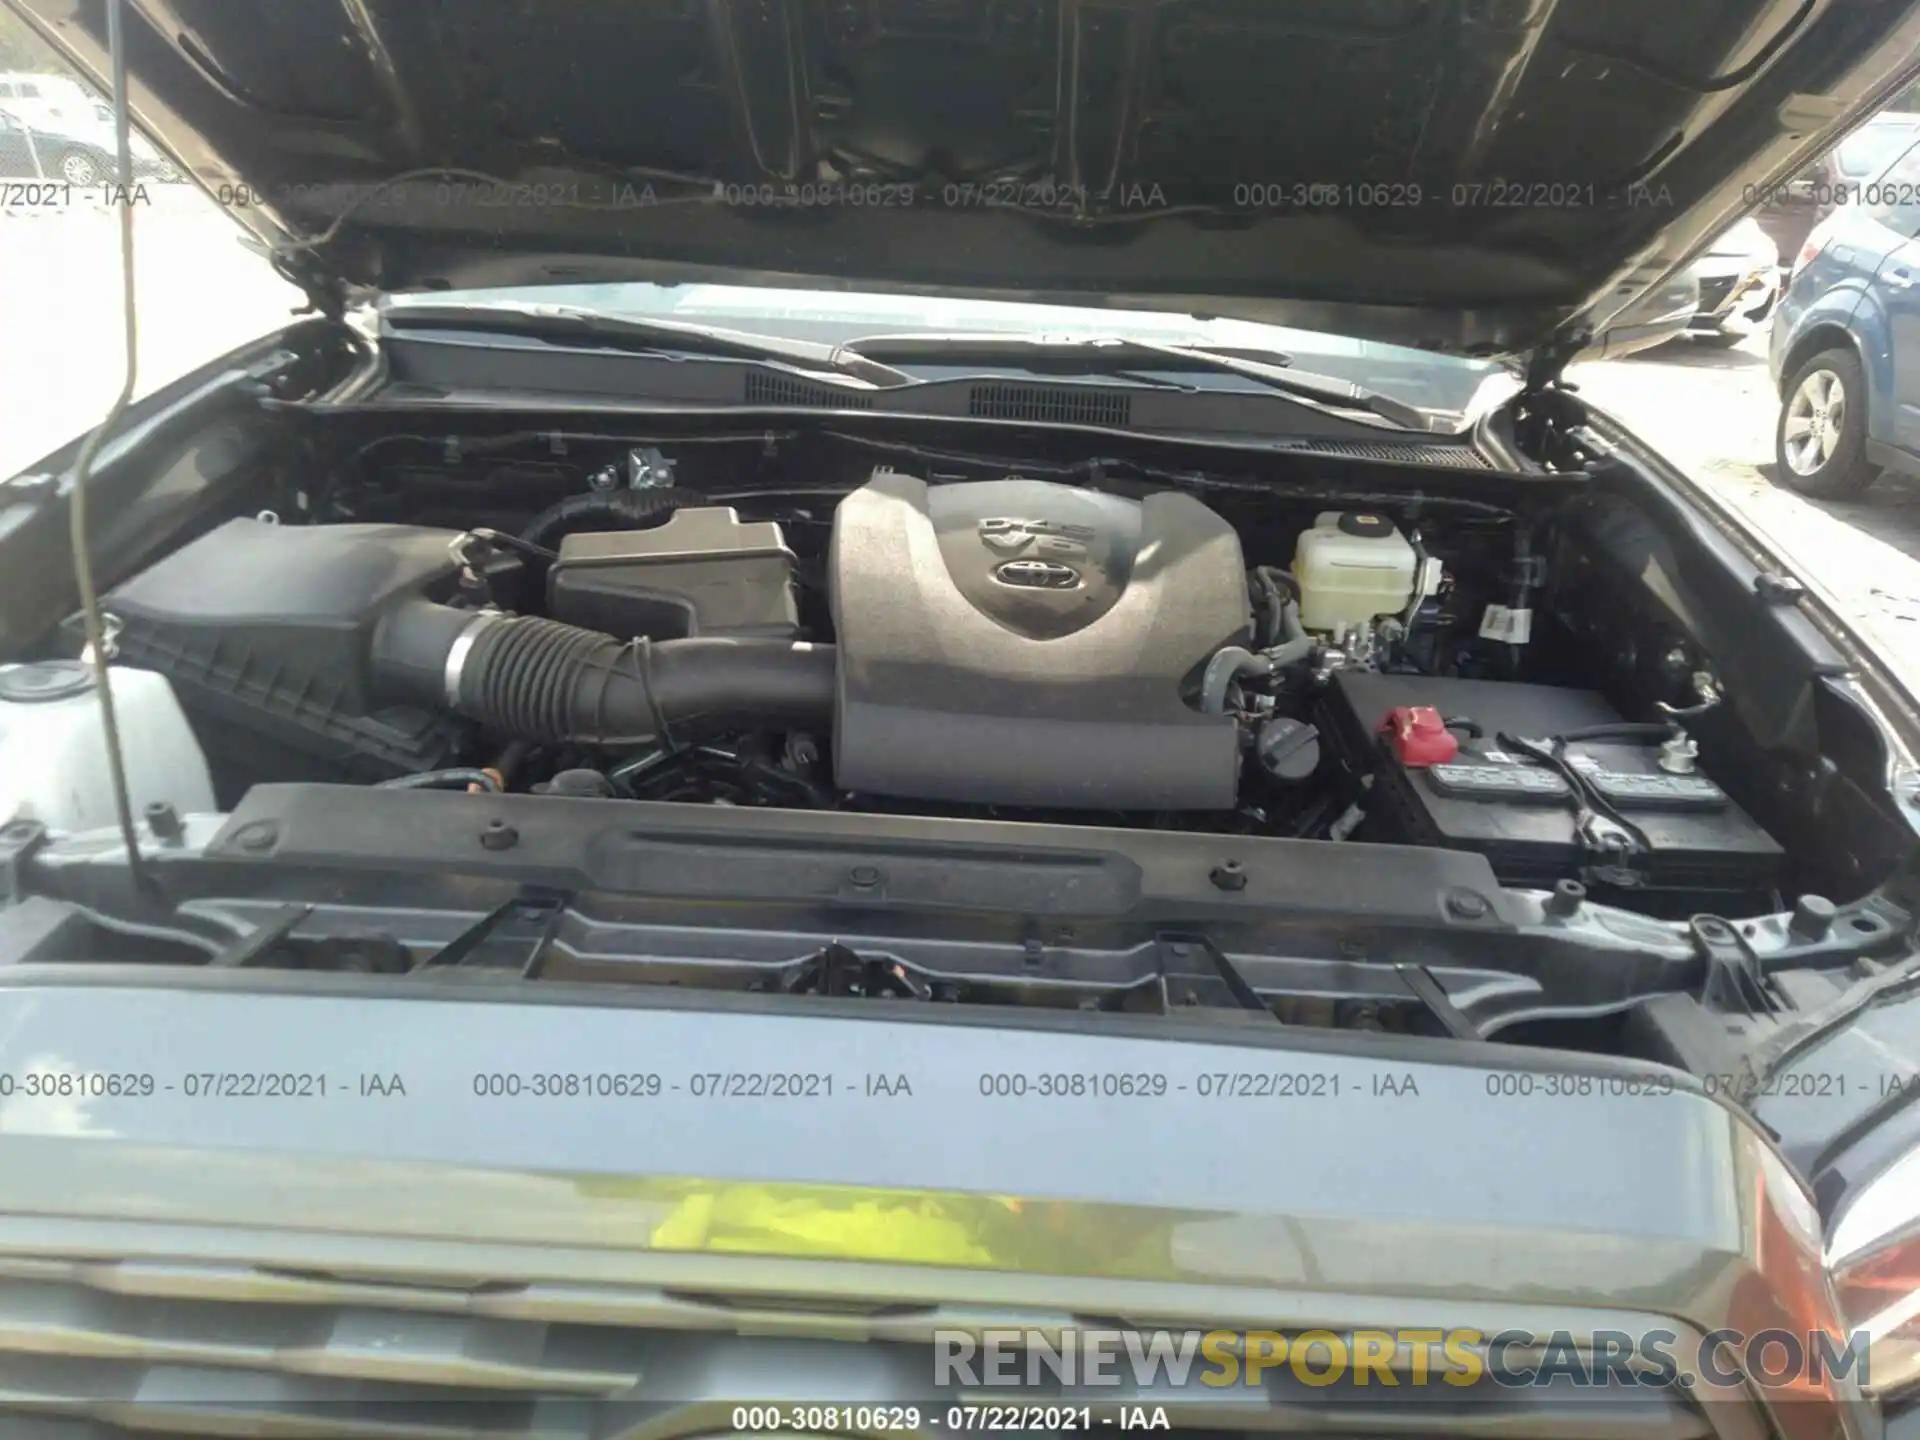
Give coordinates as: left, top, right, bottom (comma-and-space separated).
12, 0, 1920, 368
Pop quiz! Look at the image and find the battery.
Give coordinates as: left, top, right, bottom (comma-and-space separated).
1319, 671, 1783, 898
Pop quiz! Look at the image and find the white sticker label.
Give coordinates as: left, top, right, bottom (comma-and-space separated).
1480, 604, 1533, 644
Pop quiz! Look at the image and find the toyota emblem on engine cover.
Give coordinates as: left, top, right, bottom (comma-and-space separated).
995, 558, 1081, 589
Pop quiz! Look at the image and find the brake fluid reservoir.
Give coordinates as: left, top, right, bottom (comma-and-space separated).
1293, 512, 1417, 634
0, 662, 215, 833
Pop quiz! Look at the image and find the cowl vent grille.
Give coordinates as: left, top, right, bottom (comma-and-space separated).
743, 372, 875, 408
1273, 438, 1491, 468
967, 383, 1132, 426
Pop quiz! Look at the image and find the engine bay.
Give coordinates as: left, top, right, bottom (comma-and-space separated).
12, 435, 1821, 921
1, 383, 1915, 1081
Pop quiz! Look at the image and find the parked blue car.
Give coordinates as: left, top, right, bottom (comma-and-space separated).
1770, 135, 1920, 496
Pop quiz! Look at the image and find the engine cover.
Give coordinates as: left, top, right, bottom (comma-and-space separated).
828, 471, 1250, 809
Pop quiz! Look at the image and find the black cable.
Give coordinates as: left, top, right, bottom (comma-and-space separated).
1250, 568, 1292, 646
1497, 731, 1654, 859
1550, 722, 1674, 746
377, 768, 503, 792
464, 528, 558, 563
518, 487, 691, 553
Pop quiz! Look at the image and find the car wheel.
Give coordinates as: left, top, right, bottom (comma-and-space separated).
1694, 327, 1749, 349
56, 148, 101, 186
1776, 347, 1878, 497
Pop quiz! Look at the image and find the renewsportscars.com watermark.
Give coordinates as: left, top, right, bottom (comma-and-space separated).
934, 1327, 1871, 1391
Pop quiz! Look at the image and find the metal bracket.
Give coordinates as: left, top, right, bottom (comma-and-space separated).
0, 819, 48, 907
1754, 572, 1807, 606
414, 890, 567, 975
1395, 963, 1482, 1040
1524, 335, 1588, 393
1692, 914, 1778, 1018
1156, 932, 1283, 1021
208, 904, 313, 968
628, 446, 678, 490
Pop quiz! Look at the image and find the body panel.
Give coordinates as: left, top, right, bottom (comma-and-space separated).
0, 977, 1864, 1436
1771, 210, 1897, 416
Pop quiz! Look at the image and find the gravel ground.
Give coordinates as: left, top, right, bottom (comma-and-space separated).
1570, 333, 1920, 681
4, 189, 1919, 684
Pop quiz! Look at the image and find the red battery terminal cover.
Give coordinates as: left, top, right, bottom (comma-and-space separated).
1384, 705, 1459, 768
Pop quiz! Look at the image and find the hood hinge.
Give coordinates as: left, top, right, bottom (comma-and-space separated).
1522, 331, 1588, 396
271, 250, 350, 323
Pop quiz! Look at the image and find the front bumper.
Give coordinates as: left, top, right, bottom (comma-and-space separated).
1693, 255, 1782, 329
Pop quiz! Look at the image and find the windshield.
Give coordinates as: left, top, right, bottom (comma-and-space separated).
1858, 133, 1920, 234
386, 283, 1513, 426
1837, 120, 1920, 178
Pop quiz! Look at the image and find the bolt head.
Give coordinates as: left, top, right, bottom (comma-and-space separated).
1790, 893, 1837, 940
143, 800, 184, 841
1545, 879, 1586, 917
480, 820, 519, 851
1446, 889, 1490, 920
1210, 860, 1248, 892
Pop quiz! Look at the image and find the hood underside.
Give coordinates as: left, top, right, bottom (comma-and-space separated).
13, 0, 1920, 360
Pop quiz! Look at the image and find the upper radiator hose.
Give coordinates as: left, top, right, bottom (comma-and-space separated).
374, 599, 834, 747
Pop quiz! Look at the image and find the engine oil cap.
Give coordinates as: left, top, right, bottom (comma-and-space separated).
0, 660, 97, 703
1338, 512, 1396, 538
1256, 717, 1322, 784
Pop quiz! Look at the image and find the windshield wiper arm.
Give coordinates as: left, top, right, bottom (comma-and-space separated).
841, 331, 1432, 430
1733, 946, 1920, 1105
381, 301, 916, 389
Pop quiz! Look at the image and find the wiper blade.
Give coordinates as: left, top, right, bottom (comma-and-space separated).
381, 301, 915, 389
842, 331, 1433, 430
377, 309, 1428, 428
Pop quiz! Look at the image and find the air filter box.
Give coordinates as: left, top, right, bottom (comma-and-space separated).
99, 518, 474, 788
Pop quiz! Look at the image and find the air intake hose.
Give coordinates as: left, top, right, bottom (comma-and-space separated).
374, 599, 835, 747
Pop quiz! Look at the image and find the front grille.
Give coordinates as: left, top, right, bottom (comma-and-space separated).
0, 1255, 1725, 1440
967, 382, 1133, 426
742, 371, 875, 408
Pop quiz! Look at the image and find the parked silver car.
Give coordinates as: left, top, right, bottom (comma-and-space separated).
1687, 217, 1781, 345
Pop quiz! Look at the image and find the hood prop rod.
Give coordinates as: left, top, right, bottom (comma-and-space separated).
68, 0, 151, 895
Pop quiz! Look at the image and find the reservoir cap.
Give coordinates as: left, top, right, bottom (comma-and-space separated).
1338, 513, 1396, 538
0, 661, 97, 704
